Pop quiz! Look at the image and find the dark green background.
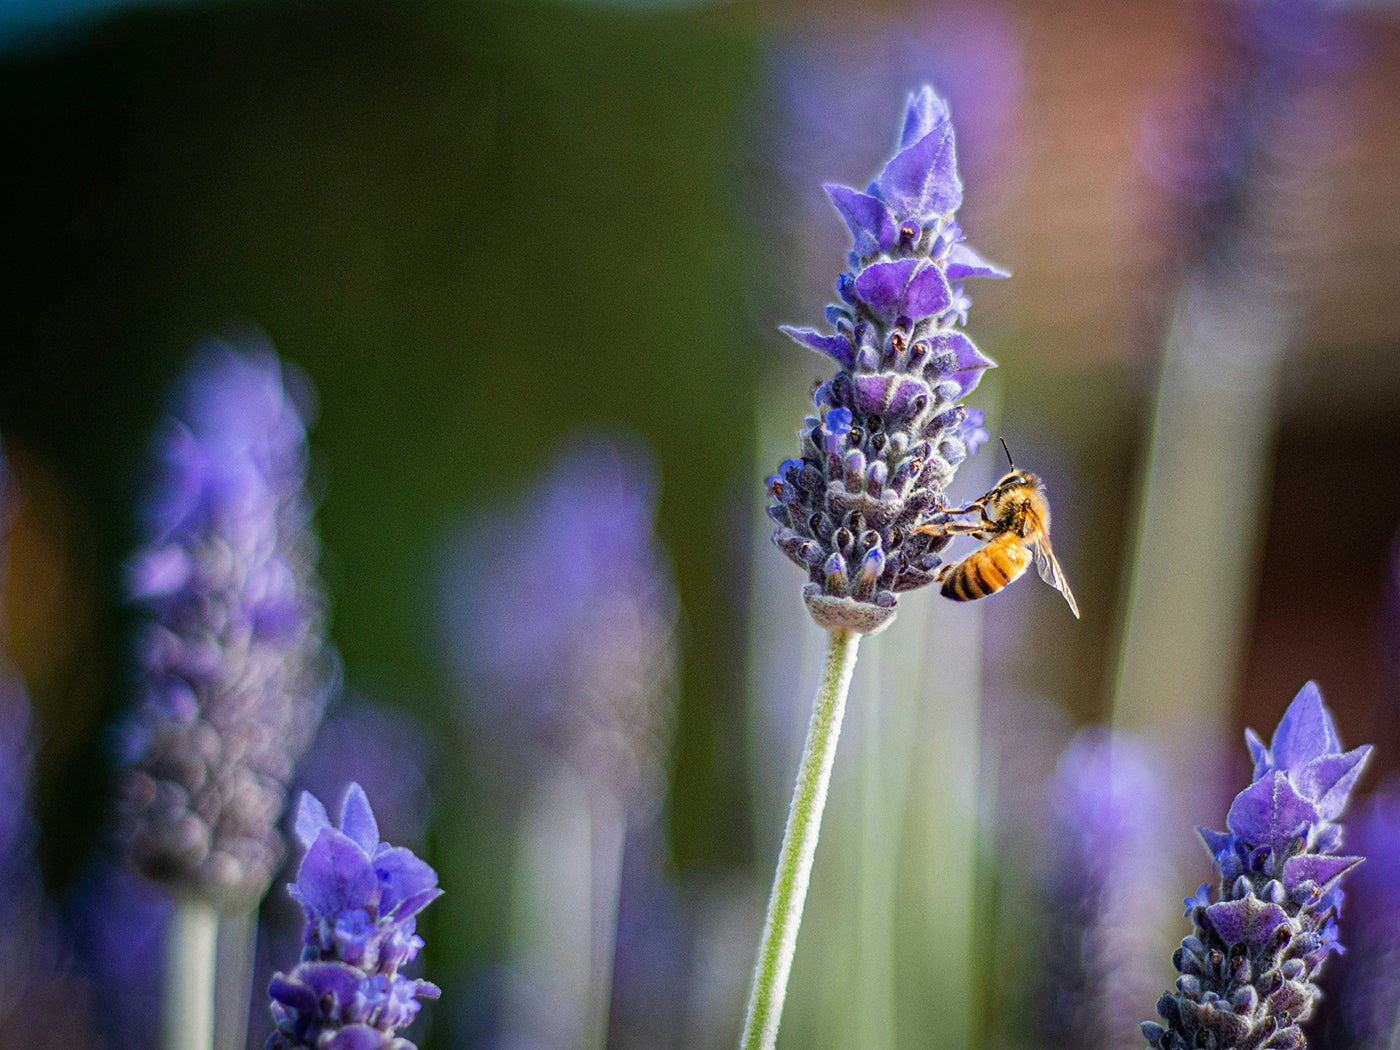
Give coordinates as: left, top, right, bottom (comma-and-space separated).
1, 1, 760, 1040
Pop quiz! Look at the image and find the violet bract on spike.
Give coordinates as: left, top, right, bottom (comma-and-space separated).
267, 783, 442, 1050
1142, 682, 1371, 1050
767, 85, 1003, 634
118, 341, 338, 909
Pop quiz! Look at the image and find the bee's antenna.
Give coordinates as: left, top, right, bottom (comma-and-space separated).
999, 437, 1014, 470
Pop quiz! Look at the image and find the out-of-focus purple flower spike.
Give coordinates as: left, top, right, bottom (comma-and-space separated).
766, 86, 1006, 633
1320, 776, 1400, 1048
1035, 729, 1169, 1050
1143, 683, 1370, 1050
442, 432, 679, 819
118, 338, 338, 909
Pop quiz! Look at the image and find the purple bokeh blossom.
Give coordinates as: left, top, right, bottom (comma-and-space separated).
1306, 776, 1400, 1050
441, 433, 678, 818
0, 442, 101, 1046
292, 697, 434, 853
1142, 682, 1370, 1050
765, 85, 1005, 633
267, 784, 441, 1050
1138, 0, 1356, 276
1036, 730, 1170, 1050
118, 339, 338, 908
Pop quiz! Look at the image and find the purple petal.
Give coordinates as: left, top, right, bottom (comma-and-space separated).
375, 846, 440, 916
1299, 745, 1372, 820
779, 326, 855, 370
945, 242, 1011, 280
885, 376, 932, 417
929, 331, 995, 375
824, 184, 897, 256
1268, 681, 1342, 772
324, 1025, 395, 1050
850, 374, 931, 417
1183, 883, 1213, 915
339, 783, 380, 855
1245, 727, 1270, 780
851, 374, 895, 415
1227, 771, 1318, 852
824, 407, 852, 436
295, 791, 332, 851
901, 264, 952, 319
898, 86, 950, 149
958, 407, 989, 454
296, 829, 379, 919
1197, 825, 1231, 859
853, 259, 919, 316
271, 960, 365, 1012
877, 122, 962, 219
394, 886, 445, 920
1205, 897, 1291, 949
1282, 853, 1363, 895
268, 971, 318, 1014
127, 545, 193, 599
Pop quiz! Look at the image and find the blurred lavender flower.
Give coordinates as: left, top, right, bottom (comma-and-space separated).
119, 340, 337, 909
0, 442, 102, 1047
64, 857, 171, 1049
442, 433, 678, 818
441, 433, 679, 1050
1143, 683, 1370, 1050
1139, 0, 1354, 272
766, 85, 1003, 634
1035, 730, 1171, 1050
293, 697, 434, 852
267, 784, 442, 1050
0, 667, 42, 1033
605, 831, 691, 1050
0, 441, 43, 1028
1306, 776, 1400, 1050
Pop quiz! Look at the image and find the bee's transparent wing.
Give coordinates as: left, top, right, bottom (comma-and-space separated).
1032, 537, 1080, 619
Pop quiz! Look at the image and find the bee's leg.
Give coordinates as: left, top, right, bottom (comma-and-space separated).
941, 497, 990, 516
911, 520, 988, 538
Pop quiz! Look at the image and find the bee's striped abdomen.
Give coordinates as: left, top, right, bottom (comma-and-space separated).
939, 534, 1032, 602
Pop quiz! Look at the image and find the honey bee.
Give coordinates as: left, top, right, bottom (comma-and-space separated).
913, 441, 1079, 618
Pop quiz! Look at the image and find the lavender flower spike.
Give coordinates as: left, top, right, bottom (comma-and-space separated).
767, 84, 1005, 634
1037, 731, 1171, 1050
268, 784, 442, 1050
119, 340, 336, 908
1142, 682, 1371, 1050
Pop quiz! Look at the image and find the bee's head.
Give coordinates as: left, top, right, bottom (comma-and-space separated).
995, 470, 1036, 491
995, 440, 1039, 491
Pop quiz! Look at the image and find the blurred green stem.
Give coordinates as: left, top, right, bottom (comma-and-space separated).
163, 897, 218, 1050
215, 909, 257, 1050
740, 627, 860, 1050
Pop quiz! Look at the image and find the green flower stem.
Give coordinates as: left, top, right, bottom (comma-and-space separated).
163, 897, 218, 1050
215, 909, 257, 1050
740, 627, 862, 1050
